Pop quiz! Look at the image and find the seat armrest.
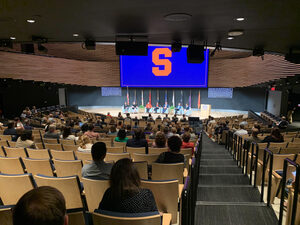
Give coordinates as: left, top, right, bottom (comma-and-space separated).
162, 213, 172, 225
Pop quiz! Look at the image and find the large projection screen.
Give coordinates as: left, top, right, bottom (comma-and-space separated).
120, 46, 209, 88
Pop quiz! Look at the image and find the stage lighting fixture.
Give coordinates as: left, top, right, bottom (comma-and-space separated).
187, 44, 205, 63
83, 39, 96, 50
171, 41, 182, 52
285, 48, 300, 64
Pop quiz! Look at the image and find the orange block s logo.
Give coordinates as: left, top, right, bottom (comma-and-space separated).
152, 48, 172, 76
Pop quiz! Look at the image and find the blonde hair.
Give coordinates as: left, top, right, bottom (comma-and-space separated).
78, 135, 91, 149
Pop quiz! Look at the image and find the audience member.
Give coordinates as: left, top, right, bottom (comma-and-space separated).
156, 136, 184, 163
98, 158, 158, 213
246, 128, 261, 144
23, 120, 33, 130
152, 131, 166, 148
44, 124, 60, 139
126, 128, 148, 149
84, 124, 100, 139
61, 126, 78, 141
108, 125, 118, 135
117, 112, 123, 119
4, 121, 18, 141
181, 132, 195, 151
233, 124, 248, 136
180, 114, 187, 122
261, 127, 284, 143
14, 117, 24, 130
82, 142, 113, 179
16, 130, 37, 149
115, 129, 128, 142
78, 135, 93, 152
13, 186, 68, 225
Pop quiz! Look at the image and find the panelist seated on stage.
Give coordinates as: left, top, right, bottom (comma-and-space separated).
122, 102, 129, 113
131, 101, 138, 113
146, 102, 152, 113
153, 102, 161, 113
184, 103, 191, 116
175, 103, 183, 114
162, 102, 169, 113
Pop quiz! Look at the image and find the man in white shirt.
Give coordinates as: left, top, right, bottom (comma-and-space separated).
234, 124, 248, 136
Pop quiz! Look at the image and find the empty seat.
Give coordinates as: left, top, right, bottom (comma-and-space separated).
113, 142, 127, 148
0, 205, 13, 225
0, 140, 8, 147
148, 147, 168, 155
105, 153, 130, 162
180, 148, 193, 158
50, 150, 76, 160
0, 157, 24, 174
76, 151, 92, 161
141, 179, 179, 223
22, 158, 54, 176
107, 146, 124, 153
0, 135, 12, 141
43, 138, 59, 144
0, 173, 36, 205
53, 159, 83, 179
133, 161, 148, 180
287, 142, 300, 148
82, 178, 110, 212
92, 210, 161, 225
126, 147, 146, 154
280, 147, 300, 154
61, 139, 76, 145
26, 149, 50, 159
7, 141, 16, 148
34, 174, 84, 210
44, 143, 63, 151
3, 147, 27, 158
152, 163, 184, 184
131, 153, 159, 165
63, 144, 79, 151
35, 142, 45, 149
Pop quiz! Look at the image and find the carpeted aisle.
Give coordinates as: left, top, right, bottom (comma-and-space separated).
194, 134, 278, 225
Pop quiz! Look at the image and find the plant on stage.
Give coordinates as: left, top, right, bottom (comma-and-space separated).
139, 105, 145, 108
170, 106, 175, 110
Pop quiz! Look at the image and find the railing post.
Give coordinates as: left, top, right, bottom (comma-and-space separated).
242, 140, 247, 173
290, 165, 299, 225
260, 148, 267, 202
253, 145, 259, 187
267, 153, 273, 206
278, 160, 288, 225
249, 143, 255, 185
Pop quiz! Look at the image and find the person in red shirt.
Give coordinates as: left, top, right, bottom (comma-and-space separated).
181, 132, 195, 154
146, 102, 152, 113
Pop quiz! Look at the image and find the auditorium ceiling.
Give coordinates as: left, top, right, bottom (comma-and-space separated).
0, 44, 300, 88
0, 0, 299, 54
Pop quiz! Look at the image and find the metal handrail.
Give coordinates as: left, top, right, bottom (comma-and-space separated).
278, 158, 299, 225
260, 148, 273, 206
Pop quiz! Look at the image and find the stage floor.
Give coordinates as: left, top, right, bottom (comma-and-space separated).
79, 106, 248, 120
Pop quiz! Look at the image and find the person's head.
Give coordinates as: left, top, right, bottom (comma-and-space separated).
165, 101, 167, 105
13, 186, 67, 225
155, 131, 166, 148
184, 126, 190, 133
117, 129, 127, 139
91, 142, 107, 162
49, 125, 56, 133
14, 117, 20, 123
186, 103, 188, 107
239, 124, 245, 130
110, 125, 117, 133
62, 126, 71, 139
182, 132, 191, 143
88, 124, 95, 131
7, 121, 15, 129
271, 127, 282, 139
167, 136, 182, 153
118, 112, 122, 117
252, 128, 259, 138
133, 128, 143, 140
107, 112, 110, 116
165, 114, 168, 117
81, 123, 89, 133
163, 126, 169, 135
20, 130, 33, 141
171, 127, 177, 134
110, 158, 140, 199
78, 135, 91, 149
183, 114, 186, 118
148, 113, 152, 118
178, 103, 181, 106
126, 113, 130, 118
147, 102, 150, 104
281, 116, 286, 121
24, 119, 30, 126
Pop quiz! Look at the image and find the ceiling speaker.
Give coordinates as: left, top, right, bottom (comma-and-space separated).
187, 45, 204, 63
116, 42, 148, 56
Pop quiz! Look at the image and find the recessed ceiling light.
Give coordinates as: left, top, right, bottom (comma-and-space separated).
228, 30, 244, 36
227, 37, 234, 40
73, 33, 79, 37
235, 17, 245, 21
27, 19, 35, 23
164, 13, 192, 22
10, 37, 16, 40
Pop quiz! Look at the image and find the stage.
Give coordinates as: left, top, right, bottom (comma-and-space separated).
79, 106, 249, 119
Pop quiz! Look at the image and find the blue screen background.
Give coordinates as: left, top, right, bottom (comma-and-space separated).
120, 46, 209, 88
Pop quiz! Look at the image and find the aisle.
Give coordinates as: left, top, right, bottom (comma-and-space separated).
194, 134, 278, 225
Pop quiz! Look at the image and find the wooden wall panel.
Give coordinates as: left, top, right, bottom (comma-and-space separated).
0, 46, 300, 87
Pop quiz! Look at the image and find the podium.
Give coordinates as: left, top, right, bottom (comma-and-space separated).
200, 104, 211, 119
